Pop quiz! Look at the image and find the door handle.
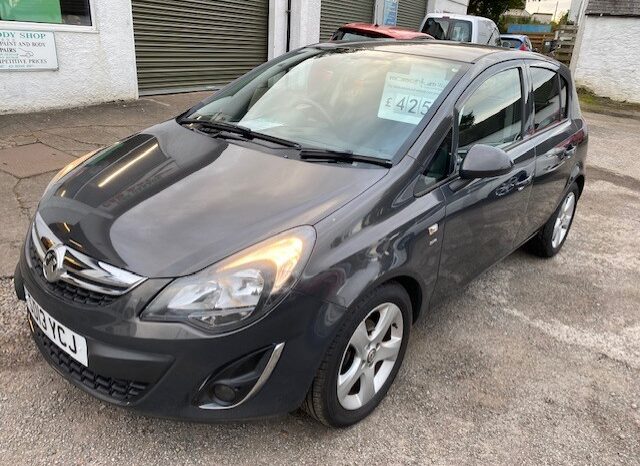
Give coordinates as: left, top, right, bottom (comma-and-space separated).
515, 175, 533, 191
564, 144, 576, 159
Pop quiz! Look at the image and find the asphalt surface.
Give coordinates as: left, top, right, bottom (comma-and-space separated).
1, 111, 639, 465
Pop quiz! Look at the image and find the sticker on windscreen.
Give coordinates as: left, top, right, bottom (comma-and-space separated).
378, 67, 449, 124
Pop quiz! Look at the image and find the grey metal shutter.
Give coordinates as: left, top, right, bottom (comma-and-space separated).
396, 0, 427, 30
131, 0, 268, 95
320, 0, 375, 41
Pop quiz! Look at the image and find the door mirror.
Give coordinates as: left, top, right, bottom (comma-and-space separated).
459, 144, 513, 179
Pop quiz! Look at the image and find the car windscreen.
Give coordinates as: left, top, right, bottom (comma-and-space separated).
332, 30, 385, 41
501, 38, 523, 48
185, 48, 466, 161
422, 18, 472, 42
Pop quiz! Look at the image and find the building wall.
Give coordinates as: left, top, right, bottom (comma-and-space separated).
573, 15, 640, 103
0, 0, 138, 114
291, 0, 321, 49
526, 0, 571, 19
427, 0, 468, 14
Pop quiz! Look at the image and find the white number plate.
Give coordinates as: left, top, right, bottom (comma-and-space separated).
25, 288, 88, 367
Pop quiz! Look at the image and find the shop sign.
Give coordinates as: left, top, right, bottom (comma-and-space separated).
0, 29, 58, 71
382, 0, 399, 26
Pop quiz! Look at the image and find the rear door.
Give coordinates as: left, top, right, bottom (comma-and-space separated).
518, 61, 578, 238
431, 61, 537, 301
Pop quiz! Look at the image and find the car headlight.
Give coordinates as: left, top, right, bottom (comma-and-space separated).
141, 225, 316, 333
44, 148, 101, 195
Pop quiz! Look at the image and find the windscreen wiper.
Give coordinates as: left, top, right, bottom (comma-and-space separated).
178, 118, 301, 148
299, 147, 393, 168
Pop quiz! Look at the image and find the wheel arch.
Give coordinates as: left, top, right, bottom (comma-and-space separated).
347, 272, 426, 325
390, 275, 424, 325
575, 174, 585, 198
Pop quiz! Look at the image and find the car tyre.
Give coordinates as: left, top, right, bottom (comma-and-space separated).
302, 282, 411, 427
527, 182, 579, 258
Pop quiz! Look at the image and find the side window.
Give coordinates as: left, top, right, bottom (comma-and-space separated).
559, 75, 569, 118
415, 130, 452, 194
531, 67, 561, 131
457, 68, 523, 158
451, 20, 472, 42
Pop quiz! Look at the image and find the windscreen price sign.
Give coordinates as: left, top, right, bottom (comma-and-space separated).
378, 68, 448, 124
0, 30, 58, 71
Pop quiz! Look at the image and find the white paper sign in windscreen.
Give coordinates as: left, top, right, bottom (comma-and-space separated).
378, 67, 449, 124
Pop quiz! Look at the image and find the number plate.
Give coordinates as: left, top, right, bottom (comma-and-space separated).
25, 288, 88, 367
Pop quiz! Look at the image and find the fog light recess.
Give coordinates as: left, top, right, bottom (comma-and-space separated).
196, 342, 284, 410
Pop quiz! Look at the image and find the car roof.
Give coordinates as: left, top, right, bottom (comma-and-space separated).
340, 22, 432, 39
500, 34, 527, 39
426, 13, 493, 24
318, 40, 524, 64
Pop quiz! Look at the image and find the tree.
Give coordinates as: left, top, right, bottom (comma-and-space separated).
468, 0, 525, 24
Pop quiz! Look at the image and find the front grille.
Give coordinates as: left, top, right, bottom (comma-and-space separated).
29, 241, 116, 306
32, 325, 149, 403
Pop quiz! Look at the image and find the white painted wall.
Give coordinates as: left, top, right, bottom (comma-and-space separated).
427, 0, 468, 14
269, 0, 321, 59
525, 0, 571, 20
268, 0, 288, 59
573, 16, 640, 103
290, 0, 321, 49
0, 0, 138, 114
568, 0, 585, 23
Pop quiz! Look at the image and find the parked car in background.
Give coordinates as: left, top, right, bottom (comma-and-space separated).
331, 23, 433, 41
501, 34, 534, 51
15, 41, 588, 428
419, 13, 501, 46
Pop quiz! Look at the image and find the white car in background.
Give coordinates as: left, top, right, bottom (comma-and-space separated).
419, 13, 501, 46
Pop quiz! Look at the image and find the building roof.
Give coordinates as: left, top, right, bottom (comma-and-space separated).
586, 0, 640, 16
504, 9, 531, 17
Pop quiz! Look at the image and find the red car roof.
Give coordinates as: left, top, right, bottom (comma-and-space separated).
339, 23, 433, 40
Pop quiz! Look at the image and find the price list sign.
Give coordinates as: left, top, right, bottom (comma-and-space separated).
378, 67, 449, 124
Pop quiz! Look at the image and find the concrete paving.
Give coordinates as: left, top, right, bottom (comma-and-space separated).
0, 99, 638, 465
0, 92, 210, 277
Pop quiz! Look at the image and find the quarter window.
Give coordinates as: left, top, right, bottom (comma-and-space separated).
457, 68, 523, 156
559, 75, 569, 118
416, 130, 452, 194
531, 67, 561, 131
0, 0, 92, 26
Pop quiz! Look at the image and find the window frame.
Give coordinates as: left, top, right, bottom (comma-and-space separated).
525, 61, 571, 137
0, 0, 97, 33
452, 60, 527, 173
414, 126, 454, 197
412, 60, 528, 196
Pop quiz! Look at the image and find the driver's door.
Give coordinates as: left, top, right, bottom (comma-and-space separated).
431, 61, 536, 302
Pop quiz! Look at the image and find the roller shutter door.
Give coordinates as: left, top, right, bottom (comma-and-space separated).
396, 0, 427, 30
319, 0, 375, 41
131, 0, 268, 95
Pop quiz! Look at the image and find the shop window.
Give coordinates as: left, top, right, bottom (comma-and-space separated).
0, 0, 92, 26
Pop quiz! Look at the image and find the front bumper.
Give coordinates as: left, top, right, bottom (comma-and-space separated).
16, 244, 346, 421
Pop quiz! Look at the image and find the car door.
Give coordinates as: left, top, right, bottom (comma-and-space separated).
518, 62, 579, 238
430, 61, 536, 302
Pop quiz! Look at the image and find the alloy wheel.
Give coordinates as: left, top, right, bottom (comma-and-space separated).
337, 302, 404, 410
551, 192, 576, 249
